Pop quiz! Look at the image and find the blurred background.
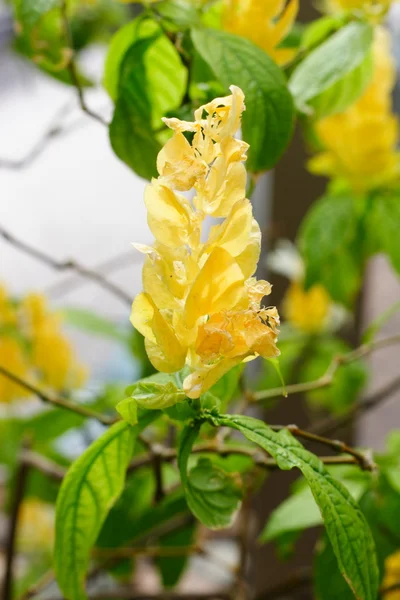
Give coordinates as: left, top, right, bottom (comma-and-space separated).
1, 0, 400, 597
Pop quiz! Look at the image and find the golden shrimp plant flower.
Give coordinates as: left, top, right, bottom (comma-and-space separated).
222, 0, 299, 65
131, 86, 280, 399
0, 286, 86, 403
309, 26, 399, 192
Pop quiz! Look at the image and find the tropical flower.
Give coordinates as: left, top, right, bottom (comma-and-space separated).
131, 86, 279, 399
309, 26, 399, 192
222, 0, 299, 65
0, 286, 86, 403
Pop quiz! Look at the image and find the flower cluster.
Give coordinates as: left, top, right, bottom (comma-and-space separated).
309, 26, 399, 192
0, 286, 86, 403
131, 86, 279, 398
222, 0, 298, 65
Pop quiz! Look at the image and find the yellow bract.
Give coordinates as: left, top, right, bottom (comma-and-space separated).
0, 286, 86, 403
131, 86, 280, 398
283, 281, 331, 333
327, 0, 394, 20
309, 26, 399, 192
222, 0, 299, 65
382, 550, 400, 599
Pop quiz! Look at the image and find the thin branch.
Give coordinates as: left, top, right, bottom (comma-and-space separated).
93, 545, 200, 559
44, 592, 231, 600
0, 225, 132, 306
18, 570, 54, 600
255, 566, 312, 600
46, 250, 136, 299
0, 102, 88, 170
310, 373, 400, 436
271, 424, 375, 471
2, 443, 30, 600
20, 449, 66, 481
254, 334, 400, 402
0, 366, 116, 425
60, 0, 108, 126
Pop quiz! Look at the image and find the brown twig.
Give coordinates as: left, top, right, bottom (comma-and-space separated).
2, 443, 30, 600
0, 366, 116, 425
254, 334, 400, 402
0, 102, 83, 170
20, 449, 66, 481
18, 569, 55, 600
254, 566, 312, 600
60, 0, 108, 126
271, 424, 375, 471
310, 374, 400, 436
44, 592, 231, 600
0, 225, 132, 306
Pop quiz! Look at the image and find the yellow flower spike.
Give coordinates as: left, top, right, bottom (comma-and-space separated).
184, 247, 245, 329
222, 0, 299, 66
283, 281, 331, 333
145, 181, 198, 248
0, 337, 29, 403
310, 26, 400, 192
131, 86, 279, 397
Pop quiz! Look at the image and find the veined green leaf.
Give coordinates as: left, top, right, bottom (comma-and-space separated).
178, 424, 242, 529
118, 373, 187, 424
191, 27, 294, 172
261, 468, 370, 542
206, 414, 379, 600
155, 0, 200, 28
290, 21, 373, 118
156, 523, 196, 588
109, 21, 187, 180
54, 414, 157, 600
14, 0, 59, 29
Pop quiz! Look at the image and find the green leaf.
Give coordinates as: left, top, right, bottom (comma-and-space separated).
118, 373, 187, 423
178, 424, 242, 529
290, 21, 373, 118
54, 414, 156, 600
156, 523, 196, 588
14, 0, 59, 29
298, 193, 362, 306
301, 15, 344, 51
63, 308, 129, 344
371, 192, 400, 275
109, 22, 187, 180
314, 535, 355, 600
261, 467, 370, 542
155, 0, 200, 29
191, 27, 294, 172
207, 414, 379, 600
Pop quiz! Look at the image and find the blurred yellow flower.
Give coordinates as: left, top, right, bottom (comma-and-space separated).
0, 287, 86, 403
222, 0, 299, 65
309, 26, 399, 192
131, 86, 280, 398
382, 550, 400, 599
283, 281, 331, 333
17, 499, 55, 553
327, 0, 393, 20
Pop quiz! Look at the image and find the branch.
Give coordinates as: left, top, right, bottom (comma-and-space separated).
255, 566, 312, 600
254, 334, 400, 402
44, 592, 230, 600
0, 366, 116, 425
0, 102, 89, 170
0, 225, 132, 306
60, 0, 108, 126
20, 449, 66, 481
311, 373, 400, 436
18, 570, 54, 600
2, 443, 30, 600
271, 424, 375, 471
